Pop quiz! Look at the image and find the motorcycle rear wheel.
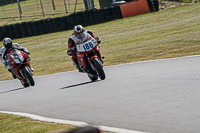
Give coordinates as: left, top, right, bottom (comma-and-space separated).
92, 58, 105, 80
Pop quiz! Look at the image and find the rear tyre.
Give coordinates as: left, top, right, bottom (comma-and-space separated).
22, 67, 35, 86
92, 58, 105, 80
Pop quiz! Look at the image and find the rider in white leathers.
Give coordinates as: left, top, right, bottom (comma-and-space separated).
0, 37, 32, 79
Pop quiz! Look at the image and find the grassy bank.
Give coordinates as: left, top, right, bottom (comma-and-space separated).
0, 0, 100, 26
0, 112, 111, 133
0, 112, 77, 133
1, 3, 200, 81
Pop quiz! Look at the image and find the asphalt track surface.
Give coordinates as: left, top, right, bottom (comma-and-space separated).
1, 55, 200, 133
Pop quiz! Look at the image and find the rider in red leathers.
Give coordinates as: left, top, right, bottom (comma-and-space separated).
67, 25, 101, 72
0, 37, 33, 82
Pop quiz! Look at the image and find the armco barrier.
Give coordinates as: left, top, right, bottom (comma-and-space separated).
31, 21, 40, 36
93, 9, 100, 24
26, 22, 34, 37
111, 6, 123, 20
67, 14, 76, 29
2, 25, 10, 38
8, 24, 16, 39
59, 16, 68, 31
13, 23, 22, 38
19, 22, 28, 37
152, 0, 159, 11
0, 2, 159, 40
104, 7, 114, 21
146, 0, 155, 12
37, 20, 46, 35
82, 11, 91, 26
88, 10, 95, 25
98, 8, 107, 23
43, 19, 50, 34
75, 12, 84, 26
47, 18, 55, 33
0, 27, 3, 40
53, 18, 61, 32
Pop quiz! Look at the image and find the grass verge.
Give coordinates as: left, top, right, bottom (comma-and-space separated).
0, 112, 77, 133
0, 112, 111, 133
0, 0, 100, 26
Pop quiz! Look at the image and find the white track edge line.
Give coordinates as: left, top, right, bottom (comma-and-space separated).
0, 111, 148, 133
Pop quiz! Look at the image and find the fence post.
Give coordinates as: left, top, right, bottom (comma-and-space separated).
17, 0, 22, 20
51, 0, 56, 10
74, 0, 78, 13
63, 0, 68, 15
40, 0, 45, 17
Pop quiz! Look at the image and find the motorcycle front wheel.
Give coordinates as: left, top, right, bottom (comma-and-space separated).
92, 58, 105, 80
87, 73, 98, 81
22, 67, 35, 86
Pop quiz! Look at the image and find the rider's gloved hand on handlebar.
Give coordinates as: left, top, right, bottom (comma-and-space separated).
25, 51, 30, 55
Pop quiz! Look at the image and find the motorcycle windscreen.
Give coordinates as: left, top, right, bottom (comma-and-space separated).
76, 38, 98, 52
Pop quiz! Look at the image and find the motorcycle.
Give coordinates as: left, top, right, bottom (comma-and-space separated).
75, 32, 106, 81
8, 49, 35, 87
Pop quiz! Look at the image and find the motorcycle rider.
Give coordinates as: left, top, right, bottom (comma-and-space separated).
0, 37, 33, 81
67, 25, 101, 72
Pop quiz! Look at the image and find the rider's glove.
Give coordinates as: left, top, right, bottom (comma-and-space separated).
94, 37, 101, 44
25, 51, 30, 55
97, 39, 101, 44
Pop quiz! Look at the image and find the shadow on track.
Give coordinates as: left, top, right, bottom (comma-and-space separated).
0, 87, 25, 94
60, 80, 100, 89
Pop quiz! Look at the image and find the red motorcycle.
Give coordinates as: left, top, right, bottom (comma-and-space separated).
75, 32, 105, 81
8, 49, 35, 87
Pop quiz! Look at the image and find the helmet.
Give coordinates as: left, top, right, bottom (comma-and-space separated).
3, 37, 12, 49
73, 25, 85, 36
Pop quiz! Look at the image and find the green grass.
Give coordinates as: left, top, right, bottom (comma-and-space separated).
0, 0, 100, 26
0, 112, 77, 133
0, 3, 200, 81
0, 112, 111, 133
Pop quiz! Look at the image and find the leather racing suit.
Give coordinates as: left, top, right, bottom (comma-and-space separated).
0, 43, 31, 80
67, 30, 101, 72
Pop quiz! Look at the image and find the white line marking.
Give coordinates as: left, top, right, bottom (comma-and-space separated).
0, 111, 148, 133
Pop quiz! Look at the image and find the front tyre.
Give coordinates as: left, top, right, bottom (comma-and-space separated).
22, 67, 35, 86
92, 58, 105, 80
87, 74, 98, 82
20, 80, 29, 88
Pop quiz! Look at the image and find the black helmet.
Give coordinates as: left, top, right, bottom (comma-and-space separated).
3, 37, 12, 49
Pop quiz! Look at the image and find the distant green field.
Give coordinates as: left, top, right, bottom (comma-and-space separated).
0, 0, 100, 26
0, 3, 200, 81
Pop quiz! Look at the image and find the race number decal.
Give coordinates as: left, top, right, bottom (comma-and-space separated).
77, 39, 98, 52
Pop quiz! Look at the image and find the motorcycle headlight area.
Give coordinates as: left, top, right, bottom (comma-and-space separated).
10, 53, 24, 64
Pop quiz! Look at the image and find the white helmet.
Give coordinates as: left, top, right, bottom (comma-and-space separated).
3, 37, 12, 49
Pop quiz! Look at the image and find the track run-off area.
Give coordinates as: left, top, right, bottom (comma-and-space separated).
1, 55, 200, 133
